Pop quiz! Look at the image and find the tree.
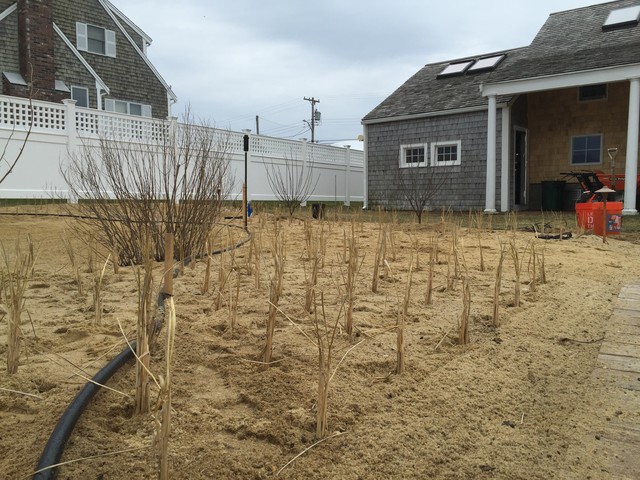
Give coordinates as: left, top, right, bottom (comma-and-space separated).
395, 164, 447, 223
62, 110, 234, 266
264, 152, 319, 218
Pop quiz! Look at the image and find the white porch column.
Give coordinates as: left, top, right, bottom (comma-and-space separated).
623, 77, 640, 215
484, 94, 497, 213
500, 106, 510, 212
344, 145, 351, 206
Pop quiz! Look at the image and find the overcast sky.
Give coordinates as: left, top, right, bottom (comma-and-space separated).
112, 0, 609, 144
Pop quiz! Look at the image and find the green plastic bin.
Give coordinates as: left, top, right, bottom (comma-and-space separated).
541, 180, 566, 211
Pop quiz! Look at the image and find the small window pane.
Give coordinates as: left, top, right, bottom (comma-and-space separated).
405, 147, 425, 165
71, 87, 88, 108
572, 135, 601, 165
579, 84, 607, 101
87, 25, 105, 54
114, 100, 128, 114
436, 145, 457, 163
129, 103, 142, 116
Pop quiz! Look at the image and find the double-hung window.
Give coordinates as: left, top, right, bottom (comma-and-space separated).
76, 22, 116, 57
431, 140, 461, 166
400, 144, 427, 168
571, 134, 602, 165
105, 98, 152, 117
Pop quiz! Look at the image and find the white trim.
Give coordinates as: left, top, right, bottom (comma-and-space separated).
431, 140, 461, 167
104, 98, 152, 117
399, 143, 428, 168
362, 105, 503, 125
102, 0, 152, 45
623, 78, 640, 215
481, 64, 640, 97
96, 0, 177, 102
54, 23, 110, 94
570, 133, 603, 166
485, 94, 497, 213
76, 22, 88, 52
0, 3, 17, 23
105, 29, 117, 57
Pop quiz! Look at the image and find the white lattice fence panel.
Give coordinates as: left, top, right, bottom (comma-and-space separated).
0, 96, 65, 131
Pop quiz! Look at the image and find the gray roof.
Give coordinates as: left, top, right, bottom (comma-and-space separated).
364, 0, 640, 122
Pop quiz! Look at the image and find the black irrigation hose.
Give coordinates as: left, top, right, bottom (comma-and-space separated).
33, 343, 136, 480
32, 225, 251, 479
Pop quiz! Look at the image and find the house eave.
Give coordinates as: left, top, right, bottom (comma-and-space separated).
362, 103, 507, 125
481, 63, 640, 97
102, 0, 152, 45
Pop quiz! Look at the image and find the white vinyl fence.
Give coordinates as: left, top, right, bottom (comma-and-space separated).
0, 95, 364, 204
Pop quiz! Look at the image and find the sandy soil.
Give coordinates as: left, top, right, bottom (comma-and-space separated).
0, 208, 638, 479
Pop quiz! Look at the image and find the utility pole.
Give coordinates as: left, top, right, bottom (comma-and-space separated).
255, 115, 260, 135
303, 97, 320, 143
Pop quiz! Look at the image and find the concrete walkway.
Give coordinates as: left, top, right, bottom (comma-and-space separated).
592, 281, 640, 478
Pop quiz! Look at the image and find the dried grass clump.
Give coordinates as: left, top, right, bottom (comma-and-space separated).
493, 241, 507, 327
263, 223, 286, 366
63, 235, 83, 295
135, 236, 154, 415
1, 235, 36, 374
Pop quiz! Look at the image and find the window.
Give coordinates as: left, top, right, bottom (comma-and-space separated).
431, 141, 461, 166
105, 98, 152, 117
467, 54, 506, 73
76, 22, 116, 57
603, 5, 640, 30
571, 135, 602, 165
437, 61, 474, 78
399, 144, 427, 167
71, 86, 89, 108
579, 84, 607, 101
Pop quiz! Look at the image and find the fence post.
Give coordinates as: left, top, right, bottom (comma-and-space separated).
63, 99, 78, 154
300, 137, 308, 207
344, 145, 351, 206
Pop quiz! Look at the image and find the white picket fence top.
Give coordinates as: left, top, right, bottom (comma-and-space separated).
0, 94, 363, 166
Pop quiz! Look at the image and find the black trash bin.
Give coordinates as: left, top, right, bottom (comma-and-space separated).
541, 180, 566, 211
312, 203, 325, 219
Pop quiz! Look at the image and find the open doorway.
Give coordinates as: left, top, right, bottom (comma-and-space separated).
514, 128, 527, 208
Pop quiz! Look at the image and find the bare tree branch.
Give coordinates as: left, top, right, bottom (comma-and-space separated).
264, 151, 319, 218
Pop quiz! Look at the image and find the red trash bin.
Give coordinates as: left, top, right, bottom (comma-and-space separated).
592, 202, 623, 236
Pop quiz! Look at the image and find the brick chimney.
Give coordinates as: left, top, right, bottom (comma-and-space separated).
15, 0, 65, 101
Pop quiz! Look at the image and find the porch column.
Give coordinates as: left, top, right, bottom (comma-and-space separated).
623, 77, 640, 215
484, 94, 497, 213
500, 105, 510, 212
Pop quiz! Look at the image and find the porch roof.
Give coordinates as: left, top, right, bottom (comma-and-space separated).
363, 0, 640, 124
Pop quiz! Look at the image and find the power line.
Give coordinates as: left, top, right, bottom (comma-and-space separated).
303, 96, 320, 143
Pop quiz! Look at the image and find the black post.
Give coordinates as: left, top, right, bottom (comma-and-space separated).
243, 133, 249, 228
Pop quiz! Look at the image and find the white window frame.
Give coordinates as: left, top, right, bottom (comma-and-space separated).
399, 143, 428, 168
71, 86, 89, 108
570, 134, 603, 166
104, 98, 152, 117
76, 22, 116, 57
431, 140, 461, 167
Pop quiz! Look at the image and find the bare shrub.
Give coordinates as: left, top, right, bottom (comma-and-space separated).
63, 110, 233, 266
264, 151, 319, 219
394, 163, 446, 224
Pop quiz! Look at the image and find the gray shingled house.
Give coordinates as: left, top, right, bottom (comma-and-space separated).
0, 0, 176, 118
363, 0, 640, 214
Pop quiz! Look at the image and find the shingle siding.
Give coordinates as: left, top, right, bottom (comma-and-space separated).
0, 9, 19, 95
367, 110, 502, 211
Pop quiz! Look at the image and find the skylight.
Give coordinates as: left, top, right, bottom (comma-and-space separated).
603, 5, 640, 30
437, 61, 474, 78
467, 54, 506, 73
